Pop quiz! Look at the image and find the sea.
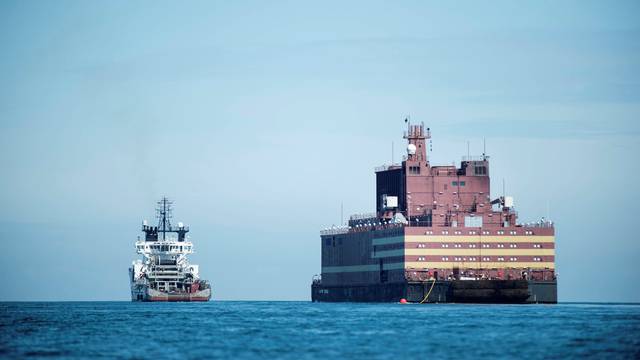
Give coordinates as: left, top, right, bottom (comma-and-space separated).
1, 302, 639, 359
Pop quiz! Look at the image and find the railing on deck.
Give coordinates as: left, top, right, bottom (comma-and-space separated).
320, 227, 350, 235
462, 155, 489, 162
320, 222, 405, 235
374, 163, 401, 172
405, 269, 556, 282
520, 220, 554, 228
320, 217, 554, 235
349, 213, 377, 221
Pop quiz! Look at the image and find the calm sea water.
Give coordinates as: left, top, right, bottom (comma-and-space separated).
1, 301, 639, 359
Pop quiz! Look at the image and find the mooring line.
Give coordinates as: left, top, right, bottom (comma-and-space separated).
420, 278, 437, 304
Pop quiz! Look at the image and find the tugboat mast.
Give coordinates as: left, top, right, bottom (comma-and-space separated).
157, 197, 173, 241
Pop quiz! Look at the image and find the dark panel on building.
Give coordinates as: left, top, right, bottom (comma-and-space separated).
376, 168, 403, 213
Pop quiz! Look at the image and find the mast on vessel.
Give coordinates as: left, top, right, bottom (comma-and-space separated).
157, 197, 173, 241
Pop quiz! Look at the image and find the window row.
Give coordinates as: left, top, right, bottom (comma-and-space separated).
451, 257, 478, 261
425, 230, 534, 236
430, 256, 546, 262
137, 244, 191, 252
424, 243, 543, 248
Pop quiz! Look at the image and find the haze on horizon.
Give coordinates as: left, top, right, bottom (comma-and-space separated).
0, 1, 639, 302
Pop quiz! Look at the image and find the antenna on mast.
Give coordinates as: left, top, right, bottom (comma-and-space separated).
546, 199, 550, 220
502, 179, 506, 203
156, 197, 173, 241
483, 137, 486, 159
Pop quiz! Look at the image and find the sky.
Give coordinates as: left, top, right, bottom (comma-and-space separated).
0, 1, 639, 302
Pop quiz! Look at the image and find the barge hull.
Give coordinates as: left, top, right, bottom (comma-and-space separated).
311, 280, 557, 304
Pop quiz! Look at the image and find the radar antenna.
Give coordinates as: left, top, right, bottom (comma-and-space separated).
156, 197, 173, 240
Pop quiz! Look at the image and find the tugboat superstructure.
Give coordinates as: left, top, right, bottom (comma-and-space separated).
129, 198, 211, 302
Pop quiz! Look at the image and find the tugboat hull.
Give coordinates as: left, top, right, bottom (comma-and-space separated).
142, 288, 211, 302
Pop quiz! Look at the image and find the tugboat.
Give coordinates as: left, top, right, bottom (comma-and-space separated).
129, 198, 211, 302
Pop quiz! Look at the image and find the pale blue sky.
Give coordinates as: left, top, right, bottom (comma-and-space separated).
0, 1, 639, 301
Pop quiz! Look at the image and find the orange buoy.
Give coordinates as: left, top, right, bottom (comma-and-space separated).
399, 298, 408, 304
